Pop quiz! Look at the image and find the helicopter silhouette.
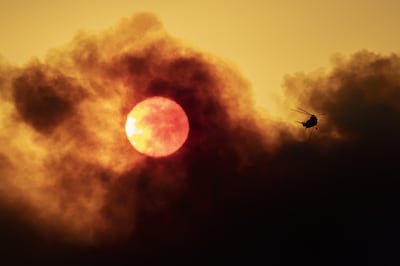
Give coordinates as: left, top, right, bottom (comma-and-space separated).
293, 107, 319, 129
292, 107, 325, 139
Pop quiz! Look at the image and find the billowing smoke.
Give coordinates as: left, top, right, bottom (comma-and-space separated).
0, 13, 398, 265
0, 12, 262, 247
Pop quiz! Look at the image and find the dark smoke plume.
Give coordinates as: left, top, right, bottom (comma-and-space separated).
0, 13, 399, 265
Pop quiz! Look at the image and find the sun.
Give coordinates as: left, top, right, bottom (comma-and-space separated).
125, 96, 189, 157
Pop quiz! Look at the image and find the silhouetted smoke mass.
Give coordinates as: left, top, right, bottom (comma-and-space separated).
0, 13, 399, 265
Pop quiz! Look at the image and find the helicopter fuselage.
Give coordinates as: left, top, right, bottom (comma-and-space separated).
302, 114, 318, 128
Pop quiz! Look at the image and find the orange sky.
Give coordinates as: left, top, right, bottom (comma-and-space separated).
1, 0, 399, 116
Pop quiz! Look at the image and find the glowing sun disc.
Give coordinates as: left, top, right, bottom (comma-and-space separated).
125, 96, 189, 157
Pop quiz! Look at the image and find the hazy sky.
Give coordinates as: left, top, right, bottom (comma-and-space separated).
1, 0, 400, 115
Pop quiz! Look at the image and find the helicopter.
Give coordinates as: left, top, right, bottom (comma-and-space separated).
292, 107, 322, 139
292, 107, 321, 129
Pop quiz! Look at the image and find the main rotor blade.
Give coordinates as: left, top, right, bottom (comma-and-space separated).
296, 107, 312, 115
291, 108, 311, 115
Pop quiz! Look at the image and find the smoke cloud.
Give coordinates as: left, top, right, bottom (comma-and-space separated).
0, 13, 398, 265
